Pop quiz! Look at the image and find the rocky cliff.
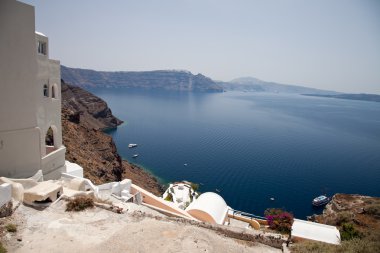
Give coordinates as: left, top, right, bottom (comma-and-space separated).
311, 194, 380, 232
62, 81, 123, 130
61, 65, 223, 92
61, 82, 164, 195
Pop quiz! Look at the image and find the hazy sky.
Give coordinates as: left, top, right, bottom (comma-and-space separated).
21, 0, 380, 93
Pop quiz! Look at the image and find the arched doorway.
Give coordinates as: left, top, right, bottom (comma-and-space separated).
45, 126, 57, 155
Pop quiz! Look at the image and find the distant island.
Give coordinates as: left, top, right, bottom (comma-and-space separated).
220, 77, 340, 95
62, 66, 379, 100
61, 66, 223, 92
303, 93, 380, 103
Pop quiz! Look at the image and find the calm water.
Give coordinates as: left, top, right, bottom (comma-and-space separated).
91, 88, 380, 218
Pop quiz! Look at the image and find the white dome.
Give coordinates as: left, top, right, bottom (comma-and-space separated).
186, 192, 229, 225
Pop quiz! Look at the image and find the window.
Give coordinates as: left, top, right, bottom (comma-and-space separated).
51, 85, 56, 98
45, 126, 56, 155
43, 84, 48, 97
37, 41, 46, 55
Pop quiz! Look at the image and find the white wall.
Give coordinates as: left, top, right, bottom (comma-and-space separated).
0, 128, 41, 178
0, 183, 12, 207
0, 0, 41, 178
0, 0, 66, 180
0, 0, 38, 131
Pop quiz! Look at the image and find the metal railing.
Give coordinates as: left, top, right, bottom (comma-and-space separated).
230, 209, 267, 220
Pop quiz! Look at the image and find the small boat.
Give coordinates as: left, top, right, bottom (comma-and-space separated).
184, 163, 188, 166
312, 195, 330, 206
132, 154, 139, 158
215, 189, 221, 193
270, 197, 275, 201
128, 144, 138, 148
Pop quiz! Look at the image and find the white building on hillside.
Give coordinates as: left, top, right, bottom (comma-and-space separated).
0, 0, 67, 180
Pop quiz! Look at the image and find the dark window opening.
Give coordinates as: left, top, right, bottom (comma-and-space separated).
38, 41, 46, 55
43, 84, 48, 97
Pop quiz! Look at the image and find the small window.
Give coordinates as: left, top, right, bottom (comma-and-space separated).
38, 41, 46, 55
43, 84, 48, 97
51, 86, 55, 98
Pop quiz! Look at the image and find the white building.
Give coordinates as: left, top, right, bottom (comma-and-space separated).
0, 0, 66, 180
186, 192, 229, 225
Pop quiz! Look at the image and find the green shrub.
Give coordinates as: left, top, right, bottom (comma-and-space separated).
0, 242, 6, 253
190, 183, 199, 192
291, 241, 338, 253
365, 204, 380, 216
5, 223, 17, 233
336, 211, 353, 225
340, 223, 361, 241
66, 196, 94, 212
164, 193, 173, 202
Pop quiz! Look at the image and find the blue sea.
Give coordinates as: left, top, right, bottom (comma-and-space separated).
91, 88, 380, 219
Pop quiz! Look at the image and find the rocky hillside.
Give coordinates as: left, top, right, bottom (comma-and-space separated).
61, 82, 164, 195
62, 81, 123, 130
293, 194, 380, 253
61, 66, 223, 92
312, 194, 380, 231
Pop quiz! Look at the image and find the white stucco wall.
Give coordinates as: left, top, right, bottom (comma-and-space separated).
0, 0, 38, 131
0, 183, 12, 207
186, 192, 229, 225
0, 128, 41, 178
0, 0, 66, 180
292, 219, 341, 245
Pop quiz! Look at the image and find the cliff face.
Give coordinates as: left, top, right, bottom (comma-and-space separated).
61, 66, 223, 92
62, 81, 123, 130
61, 82, 164, 195
311, 194, 380, 232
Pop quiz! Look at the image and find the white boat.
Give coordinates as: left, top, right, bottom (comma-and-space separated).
128, 144, 138, 148
312, 195, 330, 206
132, 154, 139, 158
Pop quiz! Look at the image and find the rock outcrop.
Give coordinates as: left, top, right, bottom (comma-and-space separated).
61, 82, 164, 195
311, 193, 380, 232
61, 81, 123, 130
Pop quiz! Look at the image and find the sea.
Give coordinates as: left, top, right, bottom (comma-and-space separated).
90, 88, 380, 219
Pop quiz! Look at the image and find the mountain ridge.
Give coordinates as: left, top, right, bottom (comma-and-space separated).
62, 65, 379, 97
61, 65, 223, 92
223, 76, 340, 95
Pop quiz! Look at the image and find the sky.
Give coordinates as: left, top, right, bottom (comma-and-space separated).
21, 0, 380, 94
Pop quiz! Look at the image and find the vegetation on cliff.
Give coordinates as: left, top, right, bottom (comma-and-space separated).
293, 194, 380, 253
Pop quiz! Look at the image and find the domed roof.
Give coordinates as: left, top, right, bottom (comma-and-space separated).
186, 192, 229, 225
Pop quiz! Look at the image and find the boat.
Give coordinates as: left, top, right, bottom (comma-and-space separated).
270, 197, 275, 201
132, 154, 139, 158
312, 195, 330, 206
128, 144, 137, 148
183, 163, 188, 166
215, 189, 221, 193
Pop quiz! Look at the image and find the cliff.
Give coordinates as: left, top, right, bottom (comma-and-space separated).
61, 81, 123, 130
61, 82, 164, 195
223, 77, 340, 95
289, 194, 380, 252
61, 65, 223, 92
311, 194, 380, 231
